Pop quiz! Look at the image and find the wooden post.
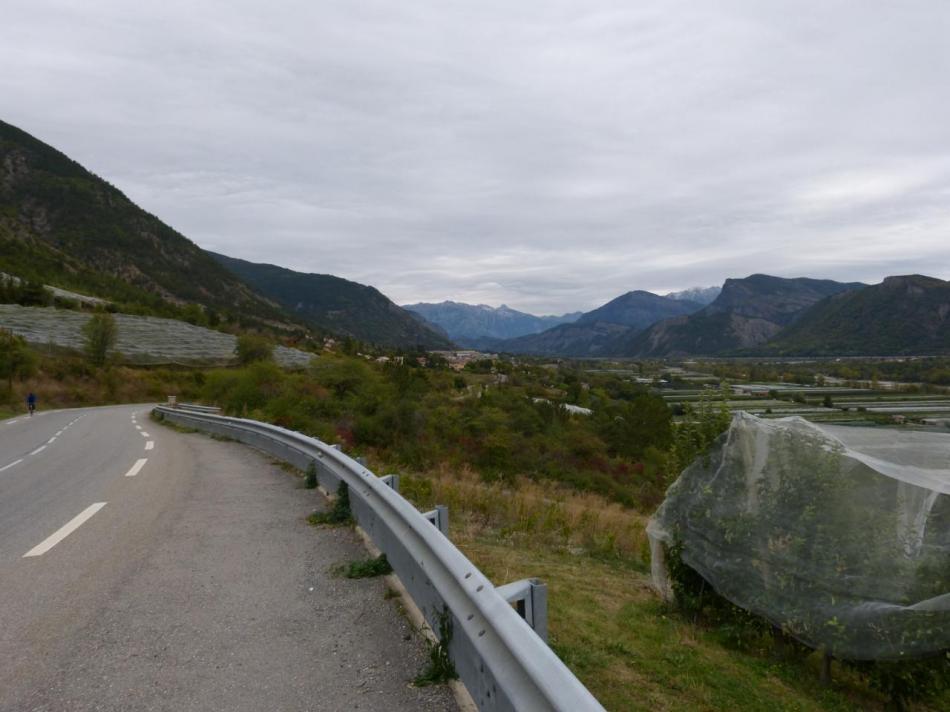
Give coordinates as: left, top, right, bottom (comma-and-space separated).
820, 651, 832, 686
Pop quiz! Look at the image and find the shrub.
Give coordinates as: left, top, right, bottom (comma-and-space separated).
82, 312, 117, 366
235, 334, 273, 365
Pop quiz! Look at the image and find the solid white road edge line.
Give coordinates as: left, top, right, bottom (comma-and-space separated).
124, 458, 148, 477
0, 458, 24, 473
23, 502, 108, 558
144, 441, 154, 451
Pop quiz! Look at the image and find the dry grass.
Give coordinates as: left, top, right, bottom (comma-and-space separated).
401, 464, 650, 563
4, 357, 202, 412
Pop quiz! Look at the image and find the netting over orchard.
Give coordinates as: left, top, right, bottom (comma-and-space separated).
648, 412, 949, 660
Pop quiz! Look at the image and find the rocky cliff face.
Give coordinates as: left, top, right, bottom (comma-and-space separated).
624, 274, 864, 356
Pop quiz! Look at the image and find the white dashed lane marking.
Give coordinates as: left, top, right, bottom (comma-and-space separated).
124, 459, 148, 478
144, 441, 154, 451
23, 503, 108, 558
0, 459, 24, 473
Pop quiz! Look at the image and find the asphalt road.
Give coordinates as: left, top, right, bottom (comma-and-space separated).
0, 405, 456, 712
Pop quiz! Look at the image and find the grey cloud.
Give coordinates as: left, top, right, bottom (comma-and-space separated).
2, 0, 949, 314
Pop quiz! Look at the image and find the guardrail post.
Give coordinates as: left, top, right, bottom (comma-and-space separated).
496, 578, 548, 642
380, 474, 400, 493
330, 443, 342, 451
422, 504, 449, 537
356, 456, 368, 467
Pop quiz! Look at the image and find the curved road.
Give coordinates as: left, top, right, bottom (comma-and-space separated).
0, 405, 455, 711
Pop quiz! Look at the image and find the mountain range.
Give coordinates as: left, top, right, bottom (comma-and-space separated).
402, 301, 580, 345
486, 291, 705, 356
665, 286, 721, 305
624, 275, 865, 357
1, 118, 947, 358
0, 118, 449, 349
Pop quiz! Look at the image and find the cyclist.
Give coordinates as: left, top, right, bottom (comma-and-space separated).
26, 392, 36, 416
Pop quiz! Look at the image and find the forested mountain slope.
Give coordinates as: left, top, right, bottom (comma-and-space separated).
763, 275, 950, 355
0, 119, 283, 323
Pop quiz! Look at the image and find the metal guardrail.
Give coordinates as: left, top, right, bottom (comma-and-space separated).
153, 406, 605, 712
171, 401, 222, 414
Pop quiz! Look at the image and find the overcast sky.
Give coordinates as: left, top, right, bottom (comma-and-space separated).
3, 1, 949, 314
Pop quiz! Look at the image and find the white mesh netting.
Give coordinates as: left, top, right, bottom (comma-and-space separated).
647, 412, 949, 660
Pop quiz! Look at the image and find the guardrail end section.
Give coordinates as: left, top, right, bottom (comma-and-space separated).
380, 474, 400, 493
496, 578, 548, 642
422, 505, 449, 537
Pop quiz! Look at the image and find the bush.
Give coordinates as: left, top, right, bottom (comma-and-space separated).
82, 312, 117, 366
0, 329, 37, 391
235, 334, 273, 365
845, 655, 950, 711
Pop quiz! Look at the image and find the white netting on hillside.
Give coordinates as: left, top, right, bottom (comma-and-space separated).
647, 412, 949, 660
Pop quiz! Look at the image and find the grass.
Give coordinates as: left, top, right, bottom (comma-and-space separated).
303, 461, 318, 489
413, 606, 459, 687
307, 481, 353, 525
400, 464, 651, 563
335, 554, 393, 579
456, 535, 882, 712
393, 467, 949, 712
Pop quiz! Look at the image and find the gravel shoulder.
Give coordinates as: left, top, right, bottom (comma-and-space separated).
0, 413, 456, 711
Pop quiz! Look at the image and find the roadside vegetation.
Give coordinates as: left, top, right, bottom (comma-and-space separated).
2, 330, 947, 710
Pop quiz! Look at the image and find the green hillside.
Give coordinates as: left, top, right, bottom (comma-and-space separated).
211, 253, 454, 350
764, 275, 950, 355
0, 119, 285, 324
